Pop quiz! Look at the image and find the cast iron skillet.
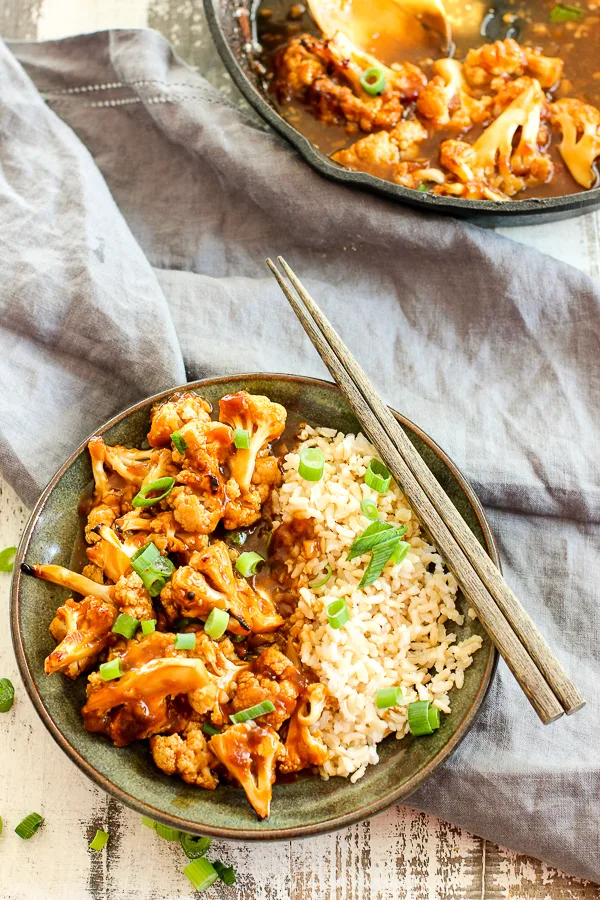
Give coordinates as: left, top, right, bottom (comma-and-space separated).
203, 0, 600, 227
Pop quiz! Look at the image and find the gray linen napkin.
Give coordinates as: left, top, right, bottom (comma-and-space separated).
1, 29, 598, 882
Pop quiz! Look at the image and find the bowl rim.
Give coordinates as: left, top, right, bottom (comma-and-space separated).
202, 0, 600, 221
11, 372, 499, 840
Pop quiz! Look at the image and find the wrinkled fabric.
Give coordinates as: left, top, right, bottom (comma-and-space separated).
1, 29, 598, 882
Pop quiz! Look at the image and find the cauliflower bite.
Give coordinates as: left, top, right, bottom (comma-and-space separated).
229, 647, 304, 731
148, 391, 212, 448
551, 99, 600, 188
209, 722, 282, 819
45, 596, 118, 679
219, 391, 286, 495
463, 39, 562, 90
417, 59, 493, 132
151, 723, 218, 789
280, 683, 329, 774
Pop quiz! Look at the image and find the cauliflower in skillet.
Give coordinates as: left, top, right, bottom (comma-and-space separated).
209, 722, 282, 819
463, 38, 563, 89
151, 723, 218, 789
45, 596, 118, 679
417, 58, 493, 131
550, 99, 600, 189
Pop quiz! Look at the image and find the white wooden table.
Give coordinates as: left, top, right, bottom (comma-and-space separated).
0, 1, 599, 898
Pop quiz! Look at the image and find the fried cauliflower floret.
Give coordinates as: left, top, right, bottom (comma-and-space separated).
168, 484, 224, 535
85, 524, 133, 584
25, 563, 115, 605
279, 683, 329, 774
332, 131, 443, 189
148, 391, 212, 448
522, 47, 563, 90
113, 571, 155, 620
88, 436, 122, 515
219, 392, 286, 495
116, 510, 209, 555
274, 33, 328, 98
326, 31, 427, 102
464, 38, 562, 89
151, 723, 218, 789
223, 478, 264, 530
85, 505, 116, 544
45, 596, 118, 679
550, 98, 600, 189
81, 563, 105, 584
102, 445, 156, 487
209, 722, 282, 819
417, 59, 492, 131
230, 648, 303, 730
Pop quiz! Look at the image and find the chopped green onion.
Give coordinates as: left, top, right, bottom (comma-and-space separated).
390, 540, 411, 565
149, 555, 176, 577
360, 65, 386, 96
230, 634, 247, 643
15, 813, 43, 840
360, 498, 379, 520
233, 428, 251, 449
141, 816, 157, 829
174, 632, 196, 651
131, 542, 161, 575
180, 832, 212, 859
407, 700, 441, 736
183, 857, 219, 892
230, 699, 276, 724
0, 546, 17, 572
214, 860, 237, 886
99, 658, 123, 681
364, 459, 391, 493
132, 476, 175, 509
141, 619, 156, 635
0, 817, 3, 836
309, 565, 333, 589
0, 677, 15, 712
326, 598, 350, 629
175, 617, 194, 630
376, 687, 403, 709
298, 447, 325, 482
140, 570, 166, 597
170, 431, 188, 454
235, 551, 264, 577
348, 520, 405, 560
204, 608, 229, 640
89, 829, 109, 851
202, 721, 221, 737
155, 823, 181, 841
227, 529, 247, 547
417, 183, 429, 192
359, 534, 399, 588
111, 613, 139, 640
549, 2, 583, 20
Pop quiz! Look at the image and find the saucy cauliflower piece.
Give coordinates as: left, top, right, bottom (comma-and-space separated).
332, 130, 445, 189
151, 723, 218, 789
209, 722, 282, 819
113, 571, 155, 620
219, 391, 286, 495
148, 391, 212, 448
551, 99, 600, 189
230, 647, 303, 731
463, 38, 562, 90
45, 596, 118, 679
417, 59, 492, 131
280, 683, 329, 774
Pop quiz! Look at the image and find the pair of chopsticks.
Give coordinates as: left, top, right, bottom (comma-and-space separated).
266, 256, 584, 725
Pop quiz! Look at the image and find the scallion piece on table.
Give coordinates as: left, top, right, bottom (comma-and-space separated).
132, 476, 175, 509
141, 816, 157, 830
214, 860, 237, 886
15, 813, 43, 840
131, 542, 161, 575
407, 700, 441, 736
170, 431, 188, 454
229, 700, 276, 724
204, 608, 229, 640
326, 598, 350, 629
390, 540, 411, 565
183, 857, 219, 892
111, 613, 139, 640
89, 829, 109, 851
309, 565, 333, 589
174, 632, 196, 651
202, 721, 221, 737
235, 551, 264, 577
99, 658, 123, 681
0, 546, 17, 572
180, 832, 212, 859
549, 2, 583, 20
298, 447, 325, 482
0, 677, 15, 712
155, 823, 181, 841
360, 498, 379, 520
360, 65, 386, 96
364, 458, 392, 493
233, 428, 251, 449
376, 687, 403, 709
141, 619, 157, 636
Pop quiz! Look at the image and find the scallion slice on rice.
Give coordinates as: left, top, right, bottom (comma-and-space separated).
309, 565, 332, 588
376, 687, 403, 709
326, 598, 350, 629
408, 700, 441, 735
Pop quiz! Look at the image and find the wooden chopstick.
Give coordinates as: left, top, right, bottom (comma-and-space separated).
267, 256, 585, 724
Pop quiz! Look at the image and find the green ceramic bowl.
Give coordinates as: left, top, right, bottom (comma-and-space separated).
11, 374, 498, 840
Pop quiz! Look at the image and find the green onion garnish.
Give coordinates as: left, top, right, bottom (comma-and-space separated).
407, 700, 441, 735
348, 521, 408, 588
174, 632, 196, 651
171, 431, 188, 454
183, 857, 219, 892
155, 823, 181, 841
15, 813, 43, 840
309, 565, 333, 589
132, 543, 175, 596
298, 447, 325, 482
149, 555, 176, 577
360, 65, 386, 96
417, 183, 429, 192
214, 860, 237, 886
111, 613, 139, 640
376, 687, 403, 709
235, 551, 264, 577
99, 658, 123, 681
204, 608, 229, 640
141, 619, 157, 635
132, 476, 175, 509
131, 542, 161, 575
0, 677, 15, 712
326, 598, 350, 629
140, 570, 166, 597
233, 428, 251, 449
348, 521, 406, 559
202, 721, 221, 737
180, 832, 212, 859
360, 498, 379, 520
227, 529, 247, 546
390, 540, 410, 565
359, 534, 400, 588
364, 459, 391, 493
141, 816, 157, 829
0, 546, 17, 572
229, 699, 276, 724
549, 2, 584, 20
89, 829, 109, 851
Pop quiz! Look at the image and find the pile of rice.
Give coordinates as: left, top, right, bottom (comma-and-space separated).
272, 425, 482, 783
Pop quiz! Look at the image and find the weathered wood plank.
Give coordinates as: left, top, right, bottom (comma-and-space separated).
0, 0, 41, 38
484, 844, 600, 900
